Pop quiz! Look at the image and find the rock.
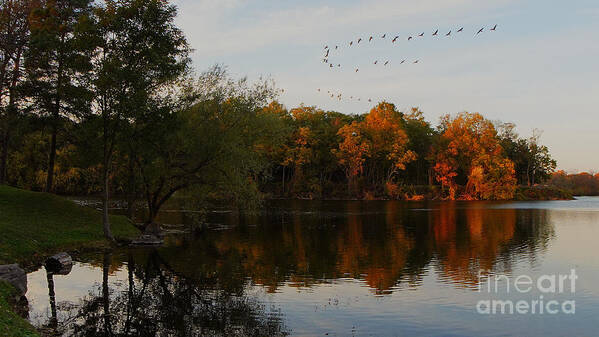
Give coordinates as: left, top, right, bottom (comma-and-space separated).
130, 234, 163, 246
0, 264, 27, 295
45, 252, 73, 275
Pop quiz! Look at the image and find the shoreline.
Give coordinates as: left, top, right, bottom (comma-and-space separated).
0, 185, 140, 336
262, 186, 574, 202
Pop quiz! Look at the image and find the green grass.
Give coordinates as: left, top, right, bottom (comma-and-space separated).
0, 281, 38, 337
0, 185, 140, 335
0, 185, 139, 266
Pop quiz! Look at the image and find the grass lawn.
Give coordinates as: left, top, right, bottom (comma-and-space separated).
0, 185, 140, 336
0, 185, 139, 266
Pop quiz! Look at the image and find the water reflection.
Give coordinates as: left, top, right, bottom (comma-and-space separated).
35, 251, 288, 336
27, 200, 562, 336
159, 201, 554, 295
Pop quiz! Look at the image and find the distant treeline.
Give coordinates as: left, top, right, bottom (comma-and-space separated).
3, 97, 558, 202
548, 171, 599, 196
255, 103, 556, 200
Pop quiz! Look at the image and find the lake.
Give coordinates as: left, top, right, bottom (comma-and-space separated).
24, 197, 599, 336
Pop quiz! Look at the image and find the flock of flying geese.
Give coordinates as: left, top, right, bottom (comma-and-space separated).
317, 88, 374, 103
318, 24, 498, 103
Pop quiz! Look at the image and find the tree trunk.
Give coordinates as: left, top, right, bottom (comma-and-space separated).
143, 203, 162, 236
1, 110, 14, 186
103, 166, 114, 241
0, 127, 8, 184
126, 154, 136, 219
102, 109, 114, 241
45, 121, 57, 192
282, 166, 285, 195
428, 167, 433, 186
46, 35, 66, 193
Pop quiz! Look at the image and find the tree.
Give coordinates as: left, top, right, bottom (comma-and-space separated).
0, 0, 33, 184
497, 124, 556, 185
282, 106, 331, 195
403, 107, 435, 185
90, 0, 190, 240
256, 101, 293, 194
133, 66, 279, 229
549, 171, 599, 196
360, 102, 416, 187
25, 0, 96, 192
433, 112, 516, 200
525, 129, 556, 185
333, 121, 369, 195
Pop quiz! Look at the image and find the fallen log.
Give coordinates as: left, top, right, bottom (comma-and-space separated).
45, 252, 73, 275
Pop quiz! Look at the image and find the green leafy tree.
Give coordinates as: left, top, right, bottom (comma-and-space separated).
498, 124, 556, 185
525, 130, 556, 185
0, 0, 33, 183
90, 0, 190, 239
133, 66, 279, 228
24, 0, 96, 192
403, 107, 436, 185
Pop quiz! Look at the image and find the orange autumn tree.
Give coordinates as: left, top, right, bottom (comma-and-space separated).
347, 102, 416, 198
361, 102, 417, 188
433, 112, 516, 200
283, 125, 314, 188
333, 122, 369, 194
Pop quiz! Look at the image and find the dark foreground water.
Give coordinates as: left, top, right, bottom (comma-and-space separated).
25, 198, 599, 336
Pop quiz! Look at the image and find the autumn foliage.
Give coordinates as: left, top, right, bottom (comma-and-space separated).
257, 102, 544, 200
432, 112, 516, 200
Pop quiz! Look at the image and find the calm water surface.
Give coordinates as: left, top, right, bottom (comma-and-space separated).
25, 197, 599, 336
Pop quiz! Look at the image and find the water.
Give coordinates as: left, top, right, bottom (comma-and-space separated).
24, 197, 599, 336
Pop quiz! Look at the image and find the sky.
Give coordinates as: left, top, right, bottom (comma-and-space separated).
172, 0, 599, 172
